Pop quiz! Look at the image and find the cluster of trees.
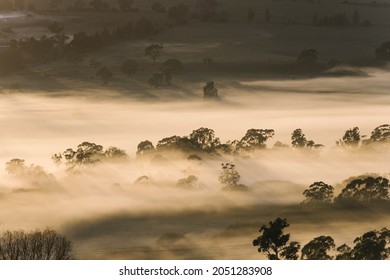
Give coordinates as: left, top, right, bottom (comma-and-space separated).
52, 141, 128, 171
303, 176, 390, 204
253, 217, 390, 260
312, 10, 370, 27
0, 17, 158, 75
136, 124, 390, 159
0, 228, 72, 260
136, 127, 276, 158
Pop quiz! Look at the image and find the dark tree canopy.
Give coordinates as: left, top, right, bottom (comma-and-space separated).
291, 129, 323, 149
368, 124, 390, 144
352, 228, 390, 260
137, 140, 155, 156
253, 218, 300, 260
301, 236, 335, 260
336, 127, 361, 147
0, 229, 72, 260
203, 81, 218, 99
303, 181, 334, 203
336, 176, 390, 202
189, 127, 220, 153
238, 129, 275, 152
145, 44, 163, 62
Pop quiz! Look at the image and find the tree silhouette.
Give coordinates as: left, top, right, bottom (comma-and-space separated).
137, 140, 155, 156
351, 228, 390, 260
238, 129, 275, 152
203, 81, 218, 99
253, 218, 300, 260
303, 181, 334, 203
176, 175, 199, 189
219, 163, 247, 191
368, 124, 390, 144
0, 229, 72, 260
163, 58, 183, 74
336, 127, 361, 147
301, 236, 335, 260
336, 244, 353, 260
352, 9, 360, 25
145, 44, 163, 62
189, 127, 220, 153
291, 129, 323, 149
336, 176, 389, 202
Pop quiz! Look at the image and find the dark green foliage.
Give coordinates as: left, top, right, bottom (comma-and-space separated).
336, 127, 361, 147
120, 59, 138, 76
219, 162, 248, 191
96, 67, 113, 84
0, 229, 72, 260
303, 181, 334, 203
203, 81, 218, 99
167, 3, 190, 25
336, 176, 389, 202
238, 129, 275, 152
301, 236, 335, 260
253, 218, 300, 260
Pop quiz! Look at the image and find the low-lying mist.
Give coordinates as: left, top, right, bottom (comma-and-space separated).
0, 67, 389, 259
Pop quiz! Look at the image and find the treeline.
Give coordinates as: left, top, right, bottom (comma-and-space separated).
137, 124, 390, 158
253, 217, 390, 260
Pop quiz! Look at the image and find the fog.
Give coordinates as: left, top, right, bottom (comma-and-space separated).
0, 67, 389, 259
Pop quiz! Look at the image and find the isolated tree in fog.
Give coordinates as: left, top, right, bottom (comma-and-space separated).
203, 81, 218, 99
0, 229, 72, 260
219, 163, 248, 191
301, 236, 335, 260
238, 129, 275, 152
336, 176, 389, 202
145, 44, 163, 62
336, 127, 361, 147
176, 175, 199, 189
5, 158, 26, 176
303, 181, 334, 203
136, 140, 155, 156
253, 218, 300, 260
163, 58, 183, 74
